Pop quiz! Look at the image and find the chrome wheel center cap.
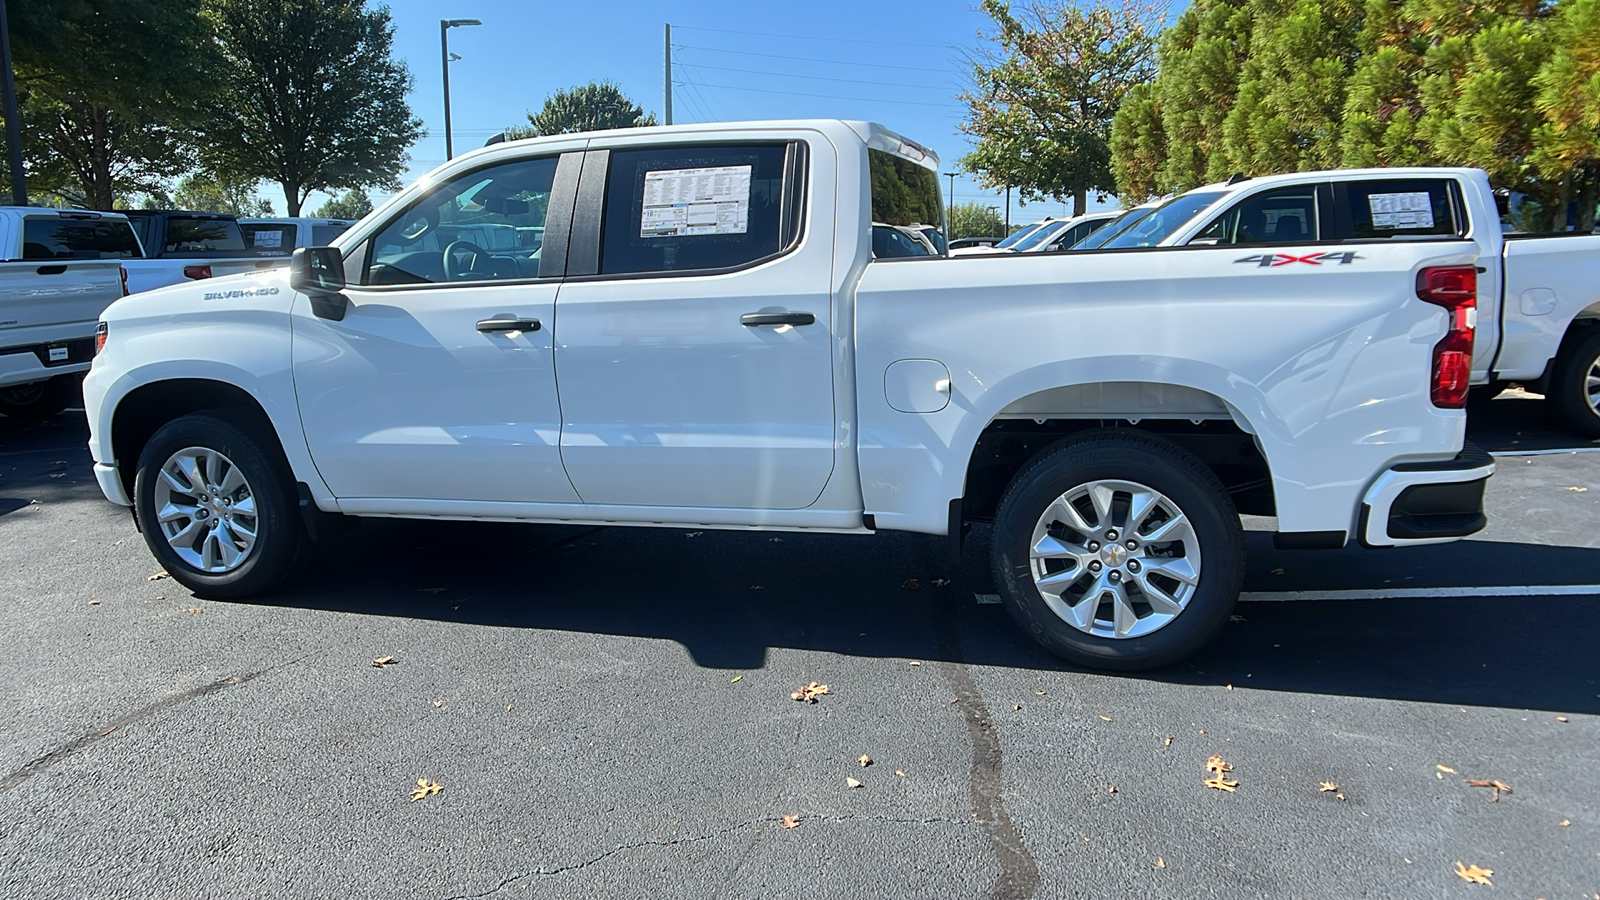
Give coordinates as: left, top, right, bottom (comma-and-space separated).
1100, 544, 1128, 567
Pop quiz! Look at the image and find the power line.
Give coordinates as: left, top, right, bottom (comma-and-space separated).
681, 62, 954, 92
675, 44, 953, 74
678, 80, 963, 109
672, 51, 733, 121
672, 25, 948, 50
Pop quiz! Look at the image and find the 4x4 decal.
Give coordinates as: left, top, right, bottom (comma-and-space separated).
1235, 251, 1363, 267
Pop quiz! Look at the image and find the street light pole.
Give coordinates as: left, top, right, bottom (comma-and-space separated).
942, 172, 957, 235
0, 0, 26, 205
441, 18, 481, 160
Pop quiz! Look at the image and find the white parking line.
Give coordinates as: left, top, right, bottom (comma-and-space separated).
1243, 584, 1600, 602
1491, 446, 1600, 457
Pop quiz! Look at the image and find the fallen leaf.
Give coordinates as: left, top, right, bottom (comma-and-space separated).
1036, 690, 1046, 695
100, 725, 118, 736
53, 460, 67, 465
1560, 819, 1570, 826
895, 770, 906, 777
1163, 736, 1173, 746
148, 571, 169, 581
1203, 777, 1238, 792
1270, 567, 1285, 575
902, 578, 921, 589
1453, 862, 1492, 885
730, 676, 743, 683
1320, 782, 1338, 792
908, 661, 921, 667
858, 754, 872, 767
846, 777, 863, 789
49, 472, 65, 479
416, 587, 447, 594
1568, 486, 1589, 492
88, 599, 100, 605
410, 778, 443, 802
930, 578, 951, 586
684, 532, 703, 538
748, 585, 764, 590
1335, 792, 1345, 800
1107, 785, 1117, 794
1099, 715, 1112, 721
1155, 857, 1166, 869
1206, 755, 1232, 774
1013, 704, 1022, 710
1466, 779, 1513, 801
1437, 765, 1458, 775
769, 537, 782, 542
780, 814, 801, 829
184, 608, 202, 614
1556, 716, 1568, 723
790, 682, 830, 703
1228, 614, 1247, 622
1226, 684, 1234, 691
506, 703, 513, 711
371, 656, 396, 668
433, 700, 443, 708
1205, 754, 1239, 791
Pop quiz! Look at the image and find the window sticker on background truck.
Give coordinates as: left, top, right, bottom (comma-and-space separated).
1235, 252, 1363, 267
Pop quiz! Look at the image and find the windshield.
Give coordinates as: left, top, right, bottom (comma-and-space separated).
1097, 192, 1227, 249
995, 222, 1044, 249
1012, 220, 1071, 252
1071, 208, 1153, 250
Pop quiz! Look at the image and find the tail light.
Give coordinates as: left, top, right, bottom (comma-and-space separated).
95, 321, 108, 355
1416, 265, 1477, 408
183, 265, 213, 280
119, 265, 129, 296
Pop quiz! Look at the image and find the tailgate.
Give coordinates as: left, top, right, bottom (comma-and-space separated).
0, 260, 124, 342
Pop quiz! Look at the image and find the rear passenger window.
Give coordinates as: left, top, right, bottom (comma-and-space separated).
599, 143, 794, 275
1334, 179, 1460, 240
1189, 185, 1319, 245
22, 216, 142, 259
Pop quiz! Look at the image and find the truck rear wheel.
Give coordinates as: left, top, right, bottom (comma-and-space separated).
0, 374, 79, 420
1550, 327, 1600, 437
991, 431, 1245, 671
133, 412, 305, 598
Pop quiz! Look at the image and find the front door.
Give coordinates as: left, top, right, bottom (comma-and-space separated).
292, 149, 582, 505
552, 138, 837, 509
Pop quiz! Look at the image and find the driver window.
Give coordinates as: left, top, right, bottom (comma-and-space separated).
363, 155, 558, 286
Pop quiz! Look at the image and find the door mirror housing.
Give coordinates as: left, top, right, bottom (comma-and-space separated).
290, 247, 349, 321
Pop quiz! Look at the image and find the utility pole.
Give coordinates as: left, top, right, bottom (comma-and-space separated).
441, 18, 481, 160
0, 0, 25, 205
1004, 185, 1011, 233
663, 24, 672, 126
942, 172, 956, 235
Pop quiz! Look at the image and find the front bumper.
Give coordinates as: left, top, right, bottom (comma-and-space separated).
1359, 444, 1495, 548
94, 462, 131, 507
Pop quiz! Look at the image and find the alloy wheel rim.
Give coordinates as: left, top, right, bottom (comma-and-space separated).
1028, 479, 1201, 640
152, 446, 259, 574
1585, 350, 1600, 417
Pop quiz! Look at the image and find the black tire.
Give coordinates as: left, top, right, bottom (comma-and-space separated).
991, 430, 1245, 671
0, 373, 78, 420
1550, 326, 1600, 437
133, 411, 306, 599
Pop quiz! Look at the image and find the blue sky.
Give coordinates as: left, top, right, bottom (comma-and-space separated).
320, 0, 1125, 223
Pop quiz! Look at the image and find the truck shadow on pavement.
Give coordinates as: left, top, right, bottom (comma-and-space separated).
265, 517, 1600, 717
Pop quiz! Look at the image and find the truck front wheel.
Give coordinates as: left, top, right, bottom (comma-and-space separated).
1550, 327, 1600, 437
991, 431, 1245, 671
133, 412, 305, 598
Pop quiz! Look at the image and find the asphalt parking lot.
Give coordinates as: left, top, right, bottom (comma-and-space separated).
1, 395, 1597, 899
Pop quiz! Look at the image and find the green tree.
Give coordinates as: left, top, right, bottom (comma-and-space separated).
196, 0, 422, 216
171, 172, 274, 215
6, 0, 210, 208
313, 189, 374, 220
506, 82, 658, 139
948, 202, 1006, 239
960, 0, 1161, 215
1531, 0, 1600, 227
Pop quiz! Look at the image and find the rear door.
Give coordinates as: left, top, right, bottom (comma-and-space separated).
551, 136, 836, 509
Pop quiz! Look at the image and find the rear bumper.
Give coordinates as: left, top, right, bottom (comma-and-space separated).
1360, 444, 1494, 548
0, 337, 94, 389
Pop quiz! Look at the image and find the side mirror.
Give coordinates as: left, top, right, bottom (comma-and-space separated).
290, 247, 348, 321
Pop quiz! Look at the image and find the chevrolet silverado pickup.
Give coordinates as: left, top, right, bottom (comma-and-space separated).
122, 211, 292, 295
1048, 168, 1600, 434
83, 121, 1494, 670
0, 208, 136, 418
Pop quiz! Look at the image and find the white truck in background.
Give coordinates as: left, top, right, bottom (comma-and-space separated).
85, 121, 1497, 670
0, 208, 137, 419
239, 217, 356, 254
121, 211, 291, 295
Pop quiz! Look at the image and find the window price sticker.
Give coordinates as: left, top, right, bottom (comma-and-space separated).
641, 165, 751, 238
1368, 192, 1434, 229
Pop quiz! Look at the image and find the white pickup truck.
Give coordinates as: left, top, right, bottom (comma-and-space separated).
1054, 168, 1600, 433
83, 120, 1496, 670
0, 208, 137, 418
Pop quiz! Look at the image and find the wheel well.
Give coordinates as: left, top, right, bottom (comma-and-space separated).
110, 379, 278, 497
962, 417, 1274, 522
